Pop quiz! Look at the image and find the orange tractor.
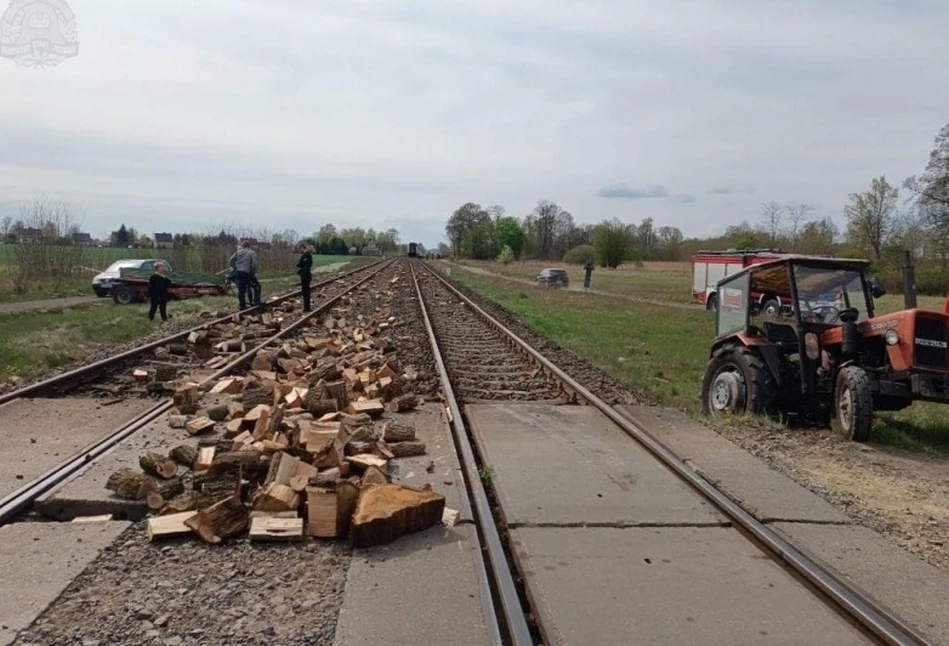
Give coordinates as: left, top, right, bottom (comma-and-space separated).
700, 255, 948, 441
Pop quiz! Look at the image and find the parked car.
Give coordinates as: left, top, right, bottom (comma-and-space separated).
92, 259, 172, 297
537, 268, 569, 288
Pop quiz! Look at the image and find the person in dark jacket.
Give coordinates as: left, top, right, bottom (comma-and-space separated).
583, 257, 595, 293
229, 240, 259, 309
148, 262, 172, 321
297, 241, 313, 312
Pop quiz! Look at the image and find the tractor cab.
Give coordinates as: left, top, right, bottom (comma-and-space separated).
700, 255, 920, 441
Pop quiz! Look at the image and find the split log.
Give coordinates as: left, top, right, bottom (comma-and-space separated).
173, 383, 199, 415
306, 481, 357, 538
154, 363, 178, 383
206, 403, 229, 422
382, 423, 416, 443
345, 441, 376, 456
230, 430, 253, 451
168, 342, 189, 356
105, 469, 156, 500
147, 511, 197, 541
242, 388, 273, 411
210, 377, 242, 394
139, 452, 178, 479
209, 450, 264, 476
185, 417, 216, 436
160, 490, 210, 515
252, 483, 300, 513
169, 444, 198, 467
249, 516, 304, 542
132, 369, 149, 382
361, 465, 390, 486
184, 492, 249, 544
323, 380, 350, 412
345, 454, 388, 472
251, 352, 274, 371
194, 444, 216, 473
193, 472, 242, 500
308, 468, 341, 488
387, 394, 419, 413
442, 507, 461, 528
146, 478, 185, 510
225, 418, 245, 436
349, 484, 446, 548
167, 415, 188, 430
389, 441, 426, 458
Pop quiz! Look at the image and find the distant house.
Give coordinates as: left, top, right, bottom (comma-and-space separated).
72, 232, 93, 246
364, 242, 382, 256
16, 227, 41, 244
154, 232, 173, 248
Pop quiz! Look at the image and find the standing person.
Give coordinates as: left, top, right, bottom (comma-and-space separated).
583, 257, 595, 293
229, 240, 258, 309
296, 241, 313, 312
147, 262, 172, 322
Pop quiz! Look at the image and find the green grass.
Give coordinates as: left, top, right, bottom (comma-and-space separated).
452, 270, 949, 454
0, 296, 232, 382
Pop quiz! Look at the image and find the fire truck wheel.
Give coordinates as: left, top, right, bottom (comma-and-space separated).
762, 298, 780, 318
833, 366, 873, 442
701, 346, 775, 417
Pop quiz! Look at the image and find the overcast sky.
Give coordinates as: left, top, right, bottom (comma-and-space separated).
1, 0, 947, 247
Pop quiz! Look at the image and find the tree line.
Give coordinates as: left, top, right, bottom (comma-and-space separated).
445, 121, 949, 293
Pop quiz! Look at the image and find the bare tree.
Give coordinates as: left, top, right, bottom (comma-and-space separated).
759, 201, 784, 246
1, 216, 12, 237
844, 176, 900, 260
785, 202, 813, 247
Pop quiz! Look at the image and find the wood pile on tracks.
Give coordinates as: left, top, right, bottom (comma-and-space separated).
106, 274, 450, 548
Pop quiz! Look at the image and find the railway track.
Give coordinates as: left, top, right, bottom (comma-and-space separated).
0, 258, 394, 526
410, 259, 931, 646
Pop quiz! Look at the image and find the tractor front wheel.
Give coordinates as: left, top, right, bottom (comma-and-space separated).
701, 346, 776, 417
833, 366, 873, 441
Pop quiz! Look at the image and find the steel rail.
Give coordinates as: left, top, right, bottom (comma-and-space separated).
0, 259, 385, 406
0, 259, 395, 527
410, 263, 532, 646
417, 260, 932, 646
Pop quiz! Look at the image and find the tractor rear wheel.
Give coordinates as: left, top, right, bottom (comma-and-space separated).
701, 346, 776, 417
833, 366, 873, 441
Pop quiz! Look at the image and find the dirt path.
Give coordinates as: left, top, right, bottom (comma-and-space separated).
439, 260, 703, 311
0, 296, 101, 316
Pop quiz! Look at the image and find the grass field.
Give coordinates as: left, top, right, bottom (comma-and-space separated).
449, 267, 949, 454
0, 248, 355, 303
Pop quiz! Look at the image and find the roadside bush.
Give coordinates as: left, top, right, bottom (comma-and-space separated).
497, 245, 515, 265
562, 244, 596, 265
873, 266, 949, 296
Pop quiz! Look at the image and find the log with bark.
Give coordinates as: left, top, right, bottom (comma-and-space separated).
160, 490, 211, 515
154, 363, 178, 383
184, 491, 249, 544
382, 423, 416, 443
323, 380, 350, 412
145, 478, 185, 510
387, 394, 419, 413
349, 484, 445, 548
206, 403, 230, 422
139, 452, 178, 479
209, 450, 264, 476
105, 469, 156, 500
185, 417, 216, 436
252, 483, 300, 513
169, 444, 198, 468
388, 440, 426, 458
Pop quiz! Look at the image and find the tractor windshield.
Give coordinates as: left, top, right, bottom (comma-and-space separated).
792, 265, 871, 322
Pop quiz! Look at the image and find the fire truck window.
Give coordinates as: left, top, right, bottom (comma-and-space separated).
692, 262, 706, 294
717, 273, 748, 336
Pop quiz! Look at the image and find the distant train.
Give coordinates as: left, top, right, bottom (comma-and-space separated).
408, 242, 420, 257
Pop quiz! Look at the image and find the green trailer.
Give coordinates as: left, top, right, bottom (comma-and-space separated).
112, 267, 229, 305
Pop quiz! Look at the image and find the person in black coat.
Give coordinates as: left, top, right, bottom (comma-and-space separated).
297, 242, 313, 312
148, 262, 172, 321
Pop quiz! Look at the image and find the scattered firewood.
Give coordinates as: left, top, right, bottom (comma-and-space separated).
139, 452, 178, 479
167, 415, 188, 429
210, 377, 242, 394
185, 416, 216, 436
146, 478, 185, 511
206, 403, 229, 422
147, 511, 197, 541
105, 468, 156, 500
160, 490, 210, 515
174, 383, 199, 415
382, 422, 416, 443
185, 490, 249, 545
389, 441, 426, 458
209, 450, 264, 476
323, 380, 350, 411
252, 483, 300, 513
249, 515, 304, 542
361, 465, 390, 486
132, 369, 149, 382
350, 484, 446, 548
442, 507, 461, 528
388, 394, 419, 413
169, 444, 198, 468
194, 444, 216, 473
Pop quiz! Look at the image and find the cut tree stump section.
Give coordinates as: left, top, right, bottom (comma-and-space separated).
350, 484, 445, 548
139, 452, 178, 479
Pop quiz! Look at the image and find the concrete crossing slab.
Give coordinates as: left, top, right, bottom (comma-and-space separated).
615, 405, 851, 523
510, 526, 871, 646
333, 525, 497, 646
0, 520, 130, 646
772, 522, 949, 645
466, 402, 725, 527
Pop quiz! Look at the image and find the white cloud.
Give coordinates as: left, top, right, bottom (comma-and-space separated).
0, 0, 947, 245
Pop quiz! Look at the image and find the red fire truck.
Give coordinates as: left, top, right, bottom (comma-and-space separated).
691, 249, 790, 312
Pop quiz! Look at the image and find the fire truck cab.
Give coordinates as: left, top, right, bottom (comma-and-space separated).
692, 249, 789, 314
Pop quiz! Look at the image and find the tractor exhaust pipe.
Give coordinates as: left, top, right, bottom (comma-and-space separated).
901, 249, 917, 309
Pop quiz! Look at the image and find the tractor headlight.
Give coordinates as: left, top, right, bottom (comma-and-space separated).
804, 332, 820, 360
884, 328, 899, 346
